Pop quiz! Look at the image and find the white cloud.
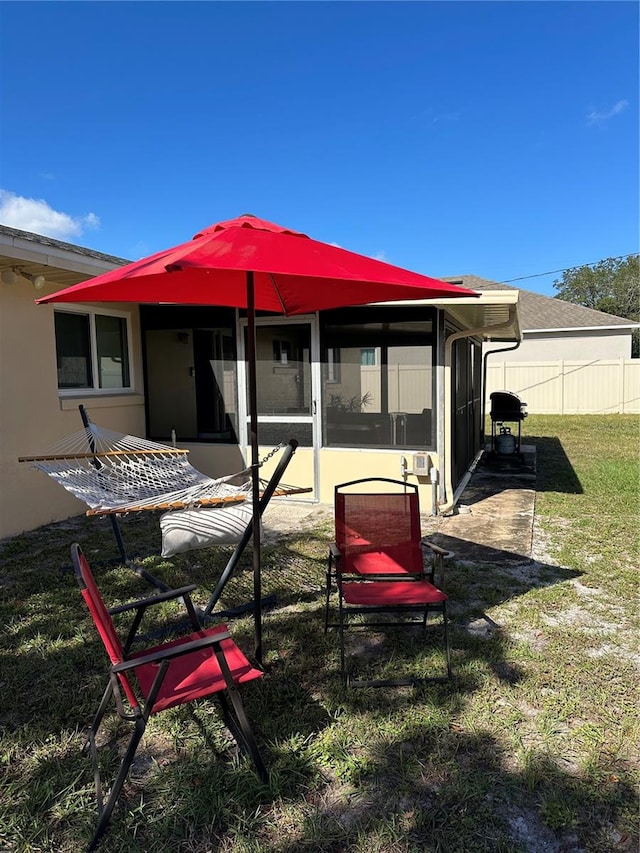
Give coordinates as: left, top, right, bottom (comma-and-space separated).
331, 242, 387, 262
130, 240, 151, 260
431, 111, 460, 124
409, 107, 460, 125
586, 99, 629, 125
0, 190, 100, 240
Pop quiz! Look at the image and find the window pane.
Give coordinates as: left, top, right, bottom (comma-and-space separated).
194, 328, 238, 441
55, 312, 92, 388
253, 324, 312, 415
322, 309, 435, 449
142, 310, 238, 444
96, 314, 130, 389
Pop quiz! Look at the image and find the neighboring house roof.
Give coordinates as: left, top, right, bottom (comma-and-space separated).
446, 274, 637, 332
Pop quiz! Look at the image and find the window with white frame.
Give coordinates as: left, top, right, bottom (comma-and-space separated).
54, 308, 132, 391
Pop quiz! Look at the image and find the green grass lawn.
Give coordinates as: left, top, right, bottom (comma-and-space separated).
1, 414, 638, 852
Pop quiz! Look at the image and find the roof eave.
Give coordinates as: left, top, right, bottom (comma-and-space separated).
377, 290, 522, 342
525, 323, 640, 334
0, 226, 128, 277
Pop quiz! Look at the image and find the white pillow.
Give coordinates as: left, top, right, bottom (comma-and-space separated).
160, 504, 259, 557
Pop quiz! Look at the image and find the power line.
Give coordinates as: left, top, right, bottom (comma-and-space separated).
498, 252, 639, 285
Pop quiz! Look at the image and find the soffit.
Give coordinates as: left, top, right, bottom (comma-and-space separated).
379, 290, 521, 342
0, 228, 126, 288
0, 253, 96, 287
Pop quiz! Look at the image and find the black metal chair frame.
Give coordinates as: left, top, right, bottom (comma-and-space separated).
324, 478, 452, 688
71, 544, 267, 852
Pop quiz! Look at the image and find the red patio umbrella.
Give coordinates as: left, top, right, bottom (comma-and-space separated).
38, 214, 476, 661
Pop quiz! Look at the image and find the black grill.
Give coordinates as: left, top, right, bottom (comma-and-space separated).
489, 391, 527, 455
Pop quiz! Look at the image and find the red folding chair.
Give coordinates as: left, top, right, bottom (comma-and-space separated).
71, 543, 267, 851
324, 478, 452, 687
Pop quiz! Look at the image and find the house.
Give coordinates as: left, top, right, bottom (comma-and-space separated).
0, 226, 145, 539
445, 276, 639, 416
0, 225, 522, 539
449, 275, 637, 360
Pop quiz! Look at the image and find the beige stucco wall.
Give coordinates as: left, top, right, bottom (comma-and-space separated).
485, 329, 633, 361
0, 280, 145, 539
317, 448, 438, 509
257, 445, 440, 516
1, 276, 443, 539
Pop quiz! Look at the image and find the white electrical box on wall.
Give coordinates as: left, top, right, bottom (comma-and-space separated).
412, 452, 431, 475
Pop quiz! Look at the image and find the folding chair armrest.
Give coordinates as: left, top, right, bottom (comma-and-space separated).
329, 543, 342, 561
112, 629, 234, 672
108, 584, 198, 615
420, 539, 453, 559
420, 539, 453, 588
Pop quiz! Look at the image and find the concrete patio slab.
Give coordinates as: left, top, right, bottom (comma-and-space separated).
422, 445, 536, 566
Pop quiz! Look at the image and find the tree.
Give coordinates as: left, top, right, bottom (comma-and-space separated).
553, 254, 640, 357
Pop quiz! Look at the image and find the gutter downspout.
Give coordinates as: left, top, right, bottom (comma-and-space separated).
481, 340, 522, 444
439, 307, 518, 516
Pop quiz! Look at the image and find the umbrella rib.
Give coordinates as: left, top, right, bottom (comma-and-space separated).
269, 273, 288, 315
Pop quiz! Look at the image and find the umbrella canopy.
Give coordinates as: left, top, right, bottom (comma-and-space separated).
38, 214, 476, 661
37, 214, 474, 310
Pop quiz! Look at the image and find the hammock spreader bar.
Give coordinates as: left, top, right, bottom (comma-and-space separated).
86, 493, 247, 516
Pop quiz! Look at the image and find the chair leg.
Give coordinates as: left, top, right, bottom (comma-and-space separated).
217, 687, 268, 783
443, 602, 452, 679
337, 594, 348, 686
423, 603, 452, 680
84, 681, 113, 755
340, 601, 451, 688
87, 715, 146, 852
85, 681, 118, 817
324, 556, 333, 634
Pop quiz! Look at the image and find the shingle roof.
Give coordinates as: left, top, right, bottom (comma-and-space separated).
445, 274, 635, 331
0, 224, 129, 266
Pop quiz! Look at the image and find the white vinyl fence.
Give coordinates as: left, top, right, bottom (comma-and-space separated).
361, 364, 433, 413
485, 359, 640, 414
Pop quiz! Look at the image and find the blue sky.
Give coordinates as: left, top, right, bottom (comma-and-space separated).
0, 1, 637, 296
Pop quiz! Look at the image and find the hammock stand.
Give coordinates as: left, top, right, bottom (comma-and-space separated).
19, 406, 308, 601
160, 435, 303, 621
200, 436, 298, 619
79, 403, 150, 574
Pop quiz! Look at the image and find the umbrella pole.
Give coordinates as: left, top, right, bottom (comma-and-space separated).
246, 271, 263, 663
